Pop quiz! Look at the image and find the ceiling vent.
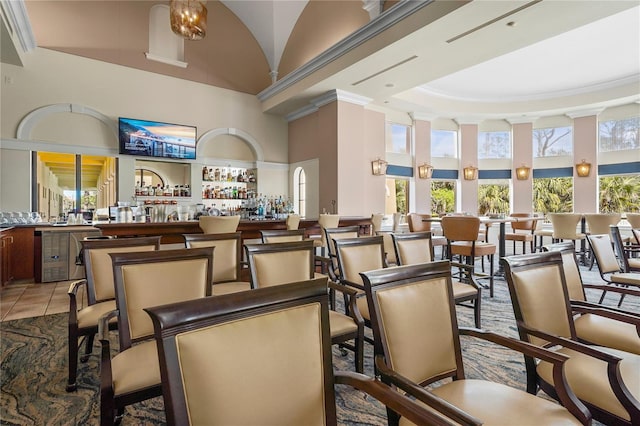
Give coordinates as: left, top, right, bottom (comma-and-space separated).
352, 55, 419, 86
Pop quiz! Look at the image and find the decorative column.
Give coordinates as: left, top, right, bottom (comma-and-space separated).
509, 119, 534, 213
412, 113, 434, 214
457, 120, 480, 214
568, 110, 601, 213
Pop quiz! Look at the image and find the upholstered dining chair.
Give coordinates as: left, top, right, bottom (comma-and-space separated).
407, 213, 447, 258
587, 230, 640, 307
610, 225, 640, 272
145, 278, 456, 426
502, 252, 640, 426
504, 213, 538, 254
244, 240, 364, 373
543, 241, 640, 355
314, 213, 340, 248
584, 213, 622, 268
441, 215, 496, 297
183, 232, 252, 296
360, 261, 590, 426
198, 215, 240, 234
391, 231, 481, 328
548, 213, 586, 249
323, 225, 361, 279
285, 213, 301, 230
99, 248, 213, 426
260, 228, 306, 243
333, 235, 386, 344
370, 213, 384, 235
66, 236, 161, 392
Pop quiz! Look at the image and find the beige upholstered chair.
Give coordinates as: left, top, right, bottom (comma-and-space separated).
244, 240, 364, 372
585, 213, 621, 235
544, 242, 640, 355
548, 213, 586, 245
198, 215, 240, 234
504, 213, 538, 254
285, 213, 301, 230
333, 235, 386, 344
392, 231, 481, 328
534, 216, 554, 252
361, 261, 589, 426
587, 231, 640, 308
98, 248, 213, 426
610, 225, 640, 272
377, 231, 398, 266
441, 215, 496, 297
145, 278, 454, 426
371, 213, 384, 235
323, 226, 360, 279
260, 228, 306, 243
183, 232, 252, 296
407, 213, 447, 256
502, 252, 640, 426
315, 213, 340, 248
66, 236, 161, 392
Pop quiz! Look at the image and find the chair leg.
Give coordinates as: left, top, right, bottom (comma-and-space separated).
67, 327, 79, 392
355, 332, 364, 374
474, 294, 482, 328
81, 333, 95, 363
489, 255, 494, 297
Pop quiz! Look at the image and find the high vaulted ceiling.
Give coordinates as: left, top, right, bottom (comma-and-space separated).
5, 0, 640, 121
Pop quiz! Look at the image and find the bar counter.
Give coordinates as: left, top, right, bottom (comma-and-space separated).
93, 217, 371, 244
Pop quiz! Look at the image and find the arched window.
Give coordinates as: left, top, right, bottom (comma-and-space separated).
293, 167, 306, 216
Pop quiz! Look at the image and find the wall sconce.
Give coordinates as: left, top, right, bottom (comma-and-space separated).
515, 164, 531, 180
417, 163, 434, 179
463, 165, 478, 181
575, 159, 591, 177
371, 158, 388, 176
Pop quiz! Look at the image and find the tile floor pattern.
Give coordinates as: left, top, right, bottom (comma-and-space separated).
1, 280, 76, 322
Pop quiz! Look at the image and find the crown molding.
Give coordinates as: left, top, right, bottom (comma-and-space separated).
2, 0, 36, 53
410, 112, 437, 122
565, 108, 605, 119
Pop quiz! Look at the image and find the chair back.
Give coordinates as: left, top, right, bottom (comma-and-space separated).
407, 213, 432, 232
441, 216, 480, 241
260, 229, 306, 243
318, 214, 340, 248
360, 261, 462, 386
548, 213, 582, 240
542, 242, 586, 302
334, 236, 385, 287
609, 225, 633, 272
145, 278, 334, 426
199, 215, 240, 234
184, 232, 242, 283
82, 236, 161, 304
587, 233, 621, 274
633, 228, 640, 245
626, 213, 640, 229
110, 248, 212, 349
245, 240, 315, 288
392, 232, 434, 265
324, 226, 360, 257
286, 214, 301, 230
370, 213, 384, 235
509, 213, 537, 232
584, 213, 621, 235
501, 252, 575, 347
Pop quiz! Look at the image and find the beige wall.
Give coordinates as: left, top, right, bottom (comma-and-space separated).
573, 115, 598, 213
460, 123, 478, 214
0, 48, 288, 212
512, 122, 533, 213
414, 119, 431, 214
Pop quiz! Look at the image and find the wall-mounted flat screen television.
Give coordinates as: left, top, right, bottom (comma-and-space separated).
118, 117, 197, 160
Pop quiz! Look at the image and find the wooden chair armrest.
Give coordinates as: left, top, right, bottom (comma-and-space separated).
339, 278, 365, 292
449, 262, 481, 290
67, 279, 87, 320
374, 356, 482, 426
98, 309, 119, 342
328, 281, 364, 325
520, 323, 623, 363
582, 283, 640, 299
335, 371, 471, 426
570, 300, 640, 323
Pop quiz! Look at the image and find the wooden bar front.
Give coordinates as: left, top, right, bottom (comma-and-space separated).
94, 217, 371, 245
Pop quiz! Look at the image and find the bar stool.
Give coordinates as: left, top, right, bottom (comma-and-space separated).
504, 213, 537, 254
548, 213, 586, 261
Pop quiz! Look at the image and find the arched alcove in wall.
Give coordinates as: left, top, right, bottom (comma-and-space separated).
197, 128, 264, 162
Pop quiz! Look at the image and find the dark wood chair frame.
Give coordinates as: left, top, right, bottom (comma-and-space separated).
66, 236, 161, 392
183, 232, 247, 290
543, 241, 640, 316
145, 278, 459, 426
98, 248, 213, 426
360, 261, 591, 426
391, 231, 482, 328
244, 240, 365, 373
611, 225, 640, 273
501, 251, 640, 426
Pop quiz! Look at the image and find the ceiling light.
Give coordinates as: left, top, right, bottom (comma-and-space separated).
170, 0, 208, 41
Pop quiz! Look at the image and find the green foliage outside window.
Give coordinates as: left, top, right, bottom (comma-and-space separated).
599, 175, 640, 213
431, 181, 455, 214
478, 184, 509, 215
533, 177, 573, 214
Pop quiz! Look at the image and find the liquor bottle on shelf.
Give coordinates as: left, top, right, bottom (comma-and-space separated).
202, 166, 209, 181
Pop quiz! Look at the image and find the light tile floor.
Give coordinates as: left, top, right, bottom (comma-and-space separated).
1, 280, 73, 322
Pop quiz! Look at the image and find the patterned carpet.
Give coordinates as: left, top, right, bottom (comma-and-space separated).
1, 265, 637, 425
